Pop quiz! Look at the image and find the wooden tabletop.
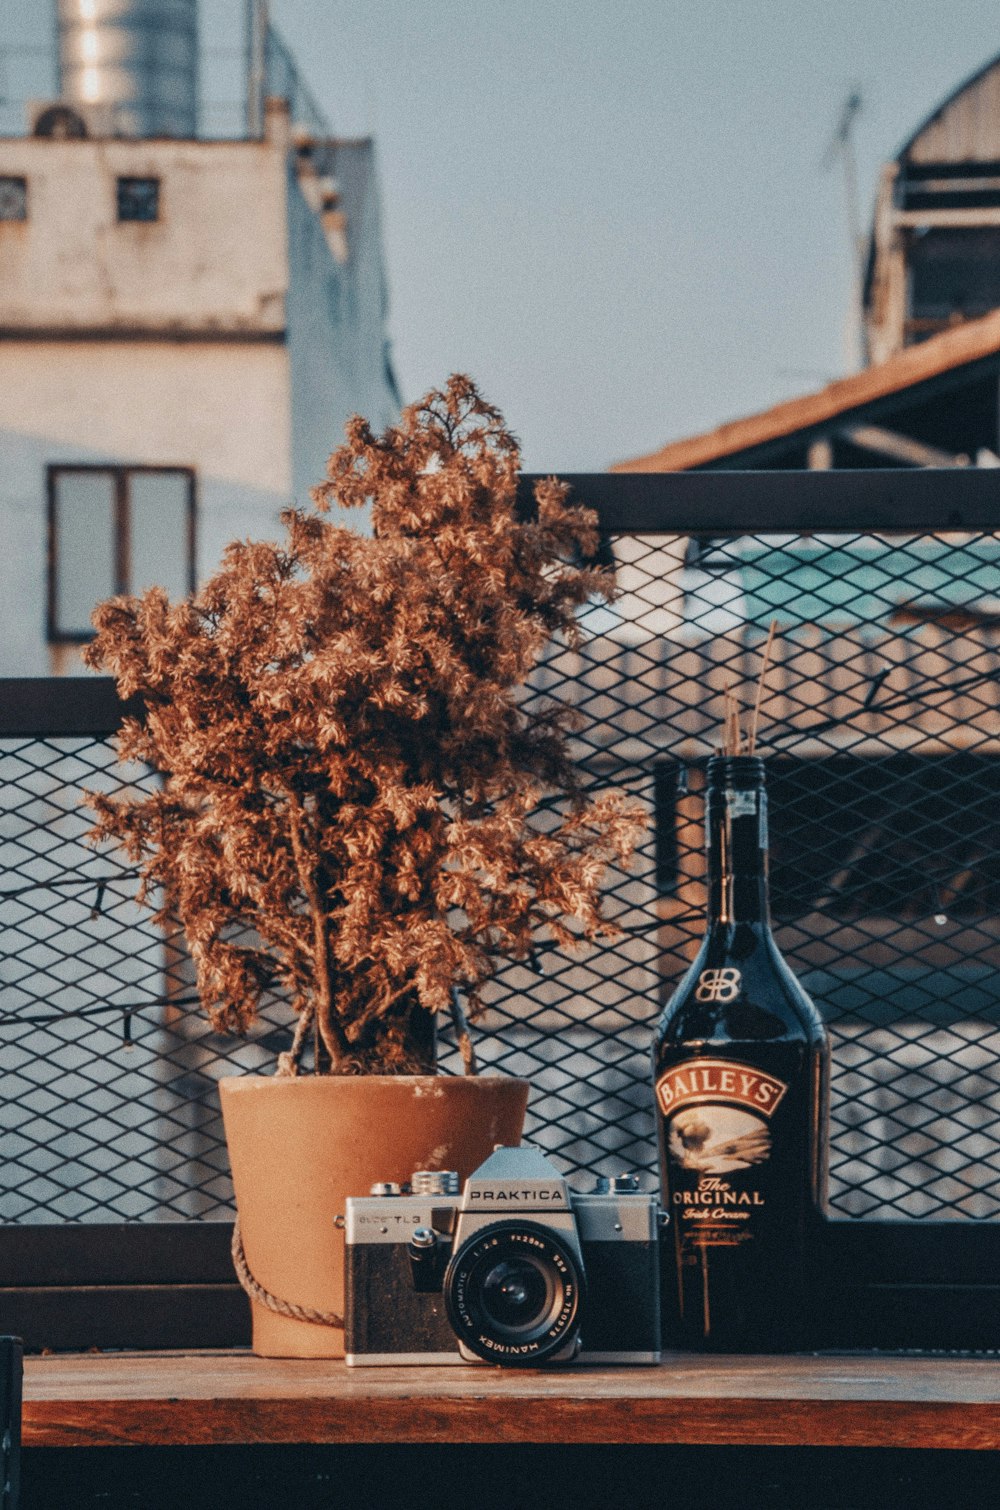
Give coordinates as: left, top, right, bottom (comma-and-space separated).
21, 1351, 1000, 1451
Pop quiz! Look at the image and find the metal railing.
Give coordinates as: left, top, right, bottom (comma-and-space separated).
2, 470, 999, 1347
0, 6, 331, 142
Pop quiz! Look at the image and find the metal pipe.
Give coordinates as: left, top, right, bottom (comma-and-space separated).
245, 0, 268, 140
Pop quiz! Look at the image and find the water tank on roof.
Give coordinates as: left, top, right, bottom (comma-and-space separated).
56, 0, 199, 139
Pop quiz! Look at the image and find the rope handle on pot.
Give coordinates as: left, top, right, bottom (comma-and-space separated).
231, 1217, 344, 1330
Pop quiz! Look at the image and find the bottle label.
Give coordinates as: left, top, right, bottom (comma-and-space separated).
657, 1058, 790, 1253
721, 788, 769, 848
725, 789, 757, 819
655, 1058, 788, 1118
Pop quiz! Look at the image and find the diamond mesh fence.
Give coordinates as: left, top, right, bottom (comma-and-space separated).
2, 524, 999, 1224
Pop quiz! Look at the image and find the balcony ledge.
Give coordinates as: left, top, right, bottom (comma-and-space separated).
22, 1350, 1000, 1451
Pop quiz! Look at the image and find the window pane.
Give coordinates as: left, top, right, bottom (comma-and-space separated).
53, 470, 116, 636
129, 472, 191, 600
0, 176, 27, 221
117, 177, 159, 222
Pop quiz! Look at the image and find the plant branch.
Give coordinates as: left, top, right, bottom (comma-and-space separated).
286, 792, 348, 1069
449, 987, 479, 1076
276, 1001, 315, 1077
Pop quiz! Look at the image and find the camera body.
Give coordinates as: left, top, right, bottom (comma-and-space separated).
344, 1144, 661, 1366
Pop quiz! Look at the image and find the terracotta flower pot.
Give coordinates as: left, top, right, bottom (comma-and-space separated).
218, 1073, 530, 1358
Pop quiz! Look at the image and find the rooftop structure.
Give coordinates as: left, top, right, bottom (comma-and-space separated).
55, 0, 200, 140
617, 53, 1000, 478
864, 53, 1000, 364
613, 307, 1000, 473
2, 0, 328, 143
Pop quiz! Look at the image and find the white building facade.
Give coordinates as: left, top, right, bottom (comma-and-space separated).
0, 87, 398, 675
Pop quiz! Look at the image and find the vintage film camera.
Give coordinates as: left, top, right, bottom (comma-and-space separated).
344, 1144, 662, 1366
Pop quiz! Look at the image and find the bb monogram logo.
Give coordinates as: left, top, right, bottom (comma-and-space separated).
694, 967, 742, 1003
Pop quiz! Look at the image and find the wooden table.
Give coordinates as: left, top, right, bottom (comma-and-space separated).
21, 1351, 1000, 1451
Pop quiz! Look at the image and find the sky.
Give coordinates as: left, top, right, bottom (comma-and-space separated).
4, 1, 1000, 469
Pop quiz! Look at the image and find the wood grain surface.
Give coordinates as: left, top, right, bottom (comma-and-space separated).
21, 1351, 1000, 1450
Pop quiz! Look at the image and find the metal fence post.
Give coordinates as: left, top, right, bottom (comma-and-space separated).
1, 1337, 22, 1510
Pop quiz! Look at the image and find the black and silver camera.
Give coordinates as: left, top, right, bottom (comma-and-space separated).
344, 1144, 661, 1366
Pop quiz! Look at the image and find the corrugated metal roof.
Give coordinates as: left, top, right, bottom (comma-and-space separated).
900, 52, 1000, 163
612, 307, 1000, 473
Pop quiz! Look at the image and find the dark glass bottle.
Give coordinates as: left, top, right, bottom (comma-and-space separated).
653, 755, 828, 1351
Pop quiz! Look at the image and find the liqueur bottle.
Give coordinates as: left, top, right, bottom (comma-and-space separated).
653, 755, 828, 1351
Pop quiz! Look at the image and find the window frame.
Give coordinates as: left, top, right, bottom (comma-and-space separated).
0, 174, 28, 222
115, 175, 161, 224
46, 463, 196, 644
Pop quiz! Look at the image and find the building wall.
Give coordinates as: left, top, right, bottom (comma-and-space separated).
0, 135, 288, 335
284, 161, 361, 510
335, 141, 400, 437
285, 141, 399, 514
0, 106, 400, 673
0, 341, 291, 675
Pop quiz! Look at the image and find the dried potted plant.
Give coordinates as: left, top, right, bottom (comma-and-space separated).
84, 377, 643, 1355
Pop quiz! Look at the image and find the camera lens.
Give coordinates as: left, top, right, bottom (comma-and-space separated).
480, 1257, 550, 1332
444, 1221, 585, 1365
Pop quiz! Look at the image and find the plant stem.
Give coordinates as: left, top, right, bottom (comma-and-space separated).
449, 986, 479, 1076
748, 619, 778, 756
286, 793, 349, 1069
276, 1001, 314, 1076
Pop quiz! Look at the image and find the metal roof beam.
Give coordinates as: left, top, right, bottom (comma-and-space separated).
840, 424, 968, 469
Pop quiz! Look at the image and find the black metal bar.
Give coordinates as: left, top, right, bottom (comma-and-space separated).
2, 1287, 248, 1354
901, 160, 1000, 181
1, 1216, 996, 1289
0, 678, 138, 737
44, 469, 56, 649
903, 189, 1000, 210
519, 469, 1000, 533
811, 1283, 1000, 1353
811, 1225, 1000, 1349
1, 1337, 21, 1510
186, 468, 198, 596
2, 1221, 998, 1353
0, 1224, 235, 1288
817, 1218, 1000, 1287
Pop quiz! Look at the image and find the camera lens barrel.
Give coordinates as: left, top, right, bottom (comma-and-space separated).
443, 1220, 585, 1365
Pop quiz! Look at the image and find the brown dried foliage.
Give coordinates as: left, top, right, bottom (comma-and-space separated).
84, 377, 645, 1073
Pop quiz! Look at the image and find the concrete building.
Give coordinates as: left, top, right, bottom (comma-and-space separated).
0, 1, 399, 675
0, 3, 401, 1223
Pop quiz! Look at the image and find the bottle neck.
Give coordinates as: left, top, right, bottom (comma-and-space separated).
705, 770, 770, 928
